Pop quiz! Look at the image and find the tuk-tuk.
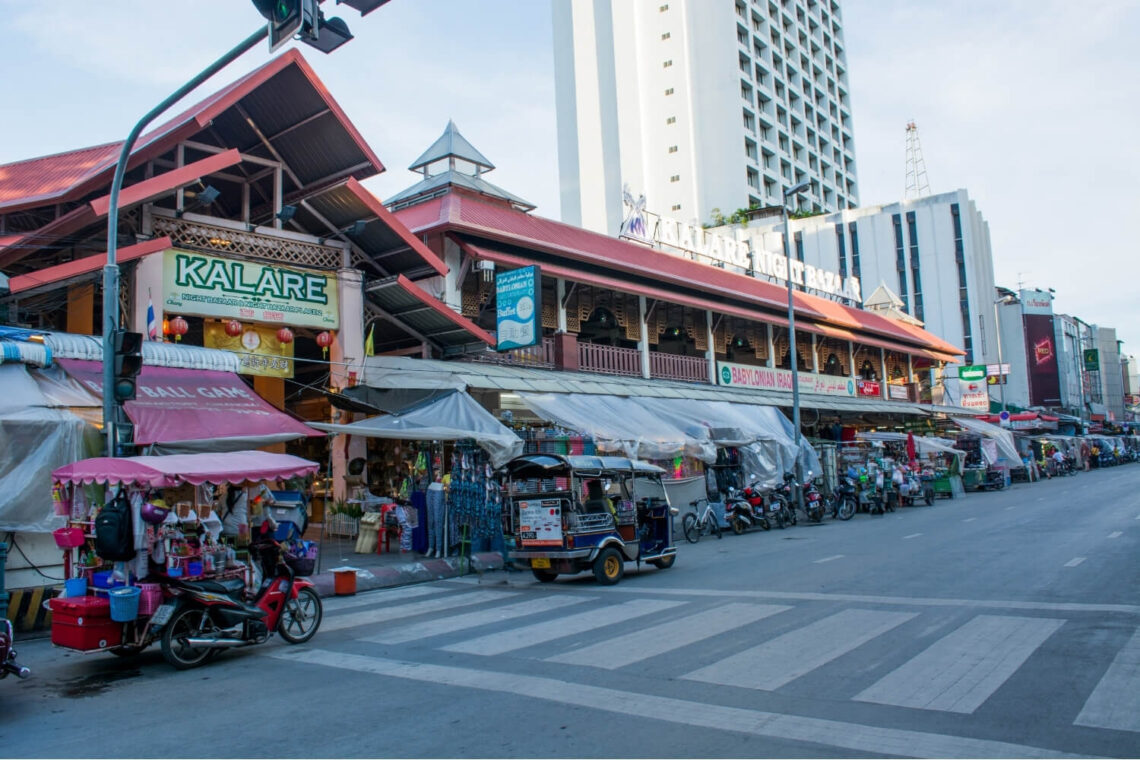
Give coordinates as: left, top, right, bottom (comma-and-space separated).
501, 454, 677, 585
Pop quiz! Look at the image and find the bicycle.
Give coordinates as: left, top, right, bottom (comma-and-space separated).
681, 499, 723, 544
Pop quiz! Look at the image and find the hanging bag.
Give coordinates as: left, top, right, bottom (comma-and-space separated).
94, 489, 137, 562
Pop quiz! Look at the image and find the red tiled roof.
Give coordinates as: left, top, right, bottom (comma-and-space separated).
0, 50, 383, 215
396, 190, 965, 356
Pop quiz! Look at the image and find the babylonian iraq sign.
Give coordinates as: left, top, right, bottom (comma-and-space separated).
163, 249, 338, 329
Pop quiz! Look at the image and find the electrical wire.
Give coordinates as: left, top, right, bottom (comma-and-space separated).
3, 532, 66, 582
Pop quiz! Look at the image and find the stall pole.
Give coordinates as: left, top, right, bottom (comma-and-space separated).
101, 25, 268, 454
0, 541, 8, 621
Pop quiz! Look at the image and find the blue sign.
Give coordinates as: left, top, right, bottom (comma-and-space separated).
495, 265, 541, 351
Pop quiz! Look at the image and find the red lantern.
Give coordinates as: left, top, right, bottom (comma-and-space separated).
170, 316, 189, 342
224, 319, 242, 337
276, 327, 294, 345
315, 330, 333, 358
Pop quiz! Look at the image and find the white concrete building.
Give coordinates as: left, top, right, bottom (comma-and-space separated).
554, 0, 858, 235
736, 189, 998, 366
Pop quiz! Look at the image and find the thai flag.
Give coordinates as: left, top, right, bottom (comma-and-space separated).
146, 297, 158, 341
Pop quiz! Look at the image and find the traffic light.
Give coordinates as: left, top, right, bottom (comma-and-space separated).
111, 330, 143, 403
252, 0, 319, 53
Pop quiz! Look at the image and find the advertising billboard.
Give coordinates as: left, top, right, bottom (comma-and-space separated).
1024, 313, 1061, 406
495, 265, 541, 351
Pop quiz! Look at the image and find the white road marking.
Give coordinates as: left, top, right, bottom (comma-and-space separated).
322, 584, 447, 612
855, 615, 1064, 713
547, 602, 790, 670
321, 590, 517, 632
683, 609, 916, 691
361, 595, 594, 645
1064, 557, 1086, 568
962, 517, 977, 523
1006, 506, 1016, 510
1135, 514, 1140, 520
443, 598, 683, 656
1075, 627, 1140, 733
270, 649, 1088, 759
603, 585, 1140, 615
1108, 531, 1122, 539
814, 554, 845, 563
904, 533, 923, 539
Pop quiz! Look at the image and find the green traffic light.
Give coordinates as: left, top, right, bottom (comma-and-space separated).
275, 0, 292, 22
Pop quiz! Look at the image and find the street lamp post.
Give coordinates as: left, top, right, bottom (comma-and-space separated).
992, 297, 1010, 414
782, 179, 811, 511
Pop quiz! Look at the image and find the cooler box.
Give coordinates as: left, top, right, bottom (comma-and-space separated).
49, 596, 123, 651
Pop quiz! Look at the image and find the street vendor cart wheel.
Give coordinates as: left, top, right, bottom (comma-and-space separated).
649, 554, 676, 570
532, 569, 559, 583
161, 608, 218, 670
278, 587, 323, 644
923, 487, 934, 506
593, 547, 625, 585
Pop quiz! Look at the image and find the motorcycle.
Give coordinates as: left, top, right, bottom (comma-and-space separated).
801, 477, 825, 523
1, 618, 30, 680
154, 532, 323, 670
832, 476, 857, 521
725, 487, 765, 534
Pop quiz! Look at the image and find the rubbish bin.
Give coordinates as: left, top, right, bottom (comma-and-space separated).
333, 568, 357, 596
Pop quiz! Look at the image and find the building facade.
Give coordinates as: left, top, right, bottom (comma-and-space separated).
727, 189, 998, 367
554, 0, 858, 235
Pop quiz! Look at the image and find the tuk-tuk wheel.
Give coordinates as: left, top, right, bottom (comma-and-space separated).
593, 547, 625, 585
532, 569, 558, 583
649, 554, 676, 570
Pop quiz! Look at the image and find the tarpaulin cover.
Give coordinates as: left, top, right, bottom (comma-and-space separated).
52, 451, 320, 488
0, 364, 97, 533
58, 359, 320, 449
857, 432, 964, 461
310, 390, 523, 467
519, 393, 716, 463
952, 417, 1022, 464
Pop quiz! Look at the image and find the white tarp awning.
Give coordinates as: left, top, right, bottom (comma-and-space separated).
952, 417, 1022, 464
311, 390, 523, 467
857, 432, 964, 460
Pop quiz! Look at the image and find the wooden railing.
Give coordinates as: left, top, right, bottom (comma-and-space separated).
578, 342, 642, 377
650, 352, 709, 383
473, 337, 555, 368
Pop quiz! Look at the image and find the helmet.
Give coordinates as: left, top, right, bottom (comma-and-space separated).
140, 501, 171, 525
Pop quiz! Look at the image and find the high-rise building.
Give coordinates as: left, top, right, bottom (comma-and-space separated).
554, 0, 858, 235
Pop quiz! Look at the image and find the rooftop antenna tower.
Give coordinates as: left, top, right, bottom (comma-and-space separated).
904, 121, 931, 200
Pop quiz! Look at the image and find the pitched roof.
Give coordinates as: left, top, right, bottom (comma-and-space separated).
0, 49, 383, 215
408, 120, 494, 172
395, 189, 965, 357
385, 168, 534, 211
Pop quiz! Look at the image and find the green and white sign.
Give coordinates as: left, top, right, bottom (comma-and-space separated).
163, 249, 338, 329
1083, 349, 1100, 372
957, 364, 987, 382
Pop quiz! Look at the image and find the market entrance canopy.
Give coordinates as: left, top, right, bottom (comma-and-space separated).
58, 359, 321, 450
52, 451, 320, 488
310, 389, 523, 467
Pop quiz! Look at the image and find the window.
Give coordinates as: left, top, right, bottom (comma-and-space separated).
747, 168, 759, 189
664, 87, 674, 96
951, 203, 973, 361
848, 220, 861, 281
892, 214, 909, 312
835, 223, 847, 279
671, 204, 682, 211
661, 32, 671, 40
659, 3, 669, 10
663, 60, 673, 68
670, 175, 680, 182
906, 210, 924, 322
668, 145, 679, 154
666, 116, 676, 124
743, 111, 755, 131
795, 231, 805, 263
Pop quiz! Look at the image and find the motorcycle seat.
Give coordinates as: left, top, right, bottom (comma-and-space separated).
179, 577, 246, 596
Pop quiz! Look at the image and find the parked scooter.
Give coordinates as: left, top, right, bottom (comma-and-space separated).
155, 530, 322, 670
725, 487, 765, 534
0, 618, 30, 680
832, 475, 857, 521
736, 483, 772, 531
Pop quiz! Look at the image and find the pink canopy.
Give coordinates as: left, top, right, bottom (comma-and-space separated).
52, 451, 319, 487
59, 360, 321, 446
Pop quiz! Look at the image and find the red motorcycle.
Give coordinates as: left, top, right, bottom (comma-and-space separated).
154, 535, 322, 670
1, 618, 31, 680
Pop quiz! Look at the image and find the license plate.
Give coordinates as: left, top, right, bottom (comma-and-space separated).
149, 604, 174, 626
531, 558, 551, 569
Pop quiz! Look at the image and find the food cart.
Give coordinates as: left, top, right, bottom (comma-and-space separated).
47, 451, 320, 666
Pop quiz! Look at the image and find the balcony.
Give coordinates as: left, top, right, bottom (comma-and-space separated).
488, 337, 710, 384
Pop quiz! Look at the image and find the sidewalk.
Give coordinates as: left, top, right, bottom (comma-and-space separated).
306, 524, 506, 597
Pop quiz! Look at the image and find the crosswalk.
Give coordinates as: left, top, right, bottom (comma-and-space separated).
292, 580, 1140, 751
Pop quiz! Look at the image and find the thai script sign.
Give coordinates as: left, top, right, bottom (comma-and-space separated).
518, 498, 562, 547
163, 249, 338, 329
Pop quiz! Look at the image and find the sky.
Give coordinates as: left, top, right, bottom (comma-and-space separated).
2, 0, 1138, 359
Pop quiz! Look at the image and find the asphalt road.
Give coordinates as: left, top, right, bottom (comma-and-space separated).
3, 465, 1138, 758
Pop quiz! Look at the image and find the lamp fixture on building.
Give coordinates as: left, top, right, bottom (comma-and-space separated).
276, 204, 298, 223
476, 259, 496, 282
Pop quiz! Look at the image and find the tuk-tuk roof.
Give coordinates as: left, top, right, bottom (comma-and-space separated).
504, 454, 665, 478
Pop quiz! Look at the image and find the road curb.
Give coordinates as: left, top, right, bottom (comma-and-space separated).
311, 552, 506, 598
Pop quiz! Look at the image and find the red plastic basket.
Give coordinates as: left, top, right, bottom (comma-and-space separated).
53, 527, 87, 549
